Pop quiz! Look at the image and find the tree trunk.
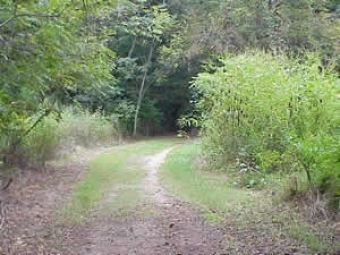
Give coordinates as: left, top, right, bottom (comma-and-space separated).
128, 36, 137, 58
133, 71, 147, 137
132, 40, 154, 137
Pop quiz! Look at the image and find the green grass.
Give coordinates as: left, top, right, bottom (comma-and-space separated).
161, 142, 253, 219
161, 142, 335, 253
61, 138, 179, 223
105, 187, 141, 218
289, 221, 330, 253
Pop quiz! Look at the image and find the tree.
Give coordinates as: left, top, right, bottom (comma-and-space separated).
108, 1, 177, 136
0, 0, 115, 164
166, 0, 340, 61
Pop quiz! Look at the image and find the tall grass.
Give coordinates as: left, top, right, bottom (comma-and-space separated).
22, 117, 59, 167
57, 107, 118, 151
12, 107, 119, 168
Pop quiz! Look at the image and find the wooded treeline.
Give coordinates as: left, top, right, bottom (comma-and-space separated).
0, 0, 339, 179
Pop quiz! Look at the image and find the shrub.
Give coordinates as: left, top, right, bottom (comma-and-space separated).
57, 107, 118, 149
22, 117, 59, 167
0, 107, 119, 169
193, 52, 340, 209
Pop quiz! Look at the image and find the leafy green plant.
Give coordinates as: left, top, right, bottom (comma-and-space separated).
114, 100, 136, 135
22, 117, 59, 168
0, 0, 115, 168
192, 52, 340, 208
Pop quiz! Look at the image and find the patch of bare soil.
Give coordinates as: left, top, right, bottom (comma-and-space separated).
141, 148, 174, 204
0, 147, 110, 255
61, 203, 232, 255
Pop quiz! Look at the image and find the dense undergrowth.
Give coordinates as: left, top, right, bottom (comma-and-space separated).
192, 52, 340, 212
0, 107, 118, 169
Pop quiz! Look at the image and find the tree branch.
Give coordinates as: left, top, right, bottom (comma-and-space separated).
128, 36, 137, 58
83, 0, 87, 11
14, 98, 57, 147
0, 178, 12, 191
0, 9, 67, 28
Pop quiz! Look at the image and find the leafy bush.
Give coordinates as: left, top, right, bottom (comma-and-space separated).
114, 100, 136, 136
193, 52, 340, 209
22, 117, 59, 168
0, 107, 119, 169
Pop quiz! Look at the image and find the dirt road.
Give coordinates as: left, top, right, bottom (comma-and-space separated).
61, 148, 231, 255
0, 142, 337, 255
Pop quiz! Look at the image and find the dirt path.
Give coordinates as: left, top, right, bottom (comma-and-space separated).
0, 147, 111, 255
60, 147, 233, 255
142, 147, 174, 204
1, 144, 337, 255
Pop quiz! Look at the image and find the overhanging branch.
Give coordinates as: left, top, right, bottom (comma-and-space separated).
0, 7, 68, 28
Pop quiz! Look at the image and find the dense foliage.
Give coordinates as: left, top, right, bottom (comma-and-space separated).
169, 0, 340, 59
21, 107, 117, 168
193, 52, 340, 209
0, 0, 115, 165
170, 0, 340, 210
